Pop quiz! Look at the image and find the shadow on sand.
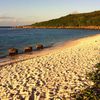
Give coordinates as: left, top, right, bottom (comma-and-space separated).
72, 63, 100, 100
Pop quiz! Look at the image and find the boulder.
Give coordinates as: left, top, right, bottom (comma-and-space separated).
8, 48, 18, 56
24, 46, 32, 52
36, 44, 44, 50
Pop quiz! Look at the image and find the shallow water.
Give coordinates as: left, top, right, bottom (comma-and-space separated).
0, 28, 100, 58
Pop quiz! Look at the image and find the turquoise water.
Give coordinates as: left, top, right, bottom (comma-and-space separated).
0, 28, 100, 58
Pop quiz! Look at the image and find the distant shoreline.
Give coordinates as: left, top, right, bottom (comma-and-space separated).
0, 26, 14, 28
16, 26, 100, 30
0, 25, 100, 30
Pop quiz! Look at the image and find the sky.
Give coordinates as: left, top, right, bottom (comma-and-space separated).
0, 0, 100, 26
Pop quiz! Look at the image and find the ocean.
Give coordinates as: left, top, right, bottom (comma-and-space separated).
0, 28, 100, 58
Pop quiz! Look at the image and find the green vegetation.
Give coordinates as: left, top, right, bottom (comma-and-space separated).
73, 63, 100, 100
32, 11, 100, 27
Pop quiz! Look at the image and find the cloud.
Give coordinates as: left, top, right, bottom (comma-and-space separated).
0, 16, 15, 20
0, 16, 34, 26
70, 11, 80, 14
0, 15, 43, 26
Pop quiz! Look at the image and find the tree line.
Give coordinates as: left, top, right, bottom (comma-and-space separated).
32, 11, 100, 27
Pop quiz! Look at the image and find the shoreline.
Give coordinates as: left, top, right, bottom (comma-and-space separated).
0, 39, 78, 67
16, 26, 100, 30
0, 34, 100, 99
0, 34, 100, 67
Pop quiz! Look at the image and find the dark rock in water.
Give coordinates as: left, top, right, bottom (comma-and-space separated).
36, 44, 44, 50
8, 48, 18, 56
24, 46, 33, 52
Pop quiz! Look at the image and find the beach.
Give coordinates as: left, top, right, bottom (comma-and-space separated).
0, 34, 100, 100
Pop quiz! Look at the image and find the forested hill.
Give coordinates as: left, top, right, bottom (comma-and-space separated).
32, 11, 100, 27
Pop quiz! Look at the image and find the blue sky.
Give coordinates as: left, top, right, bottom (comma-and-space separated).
0, 0, 100, 26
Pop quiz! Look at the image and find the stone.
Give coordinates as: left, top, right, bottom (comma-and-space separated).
24, 46, 32, 52
36, 44, 44, 50
8, 48, 18, 56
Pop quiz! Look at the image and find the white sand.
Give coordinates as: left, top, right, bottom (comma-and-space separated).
0, 34, 100, 100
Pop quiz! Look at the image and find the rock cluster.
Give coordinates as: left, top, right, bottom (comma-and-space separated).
8, 44, 44, 56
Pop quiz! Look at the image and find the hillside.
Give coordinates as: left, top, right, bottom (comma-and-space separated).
32, 11, 100, 27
